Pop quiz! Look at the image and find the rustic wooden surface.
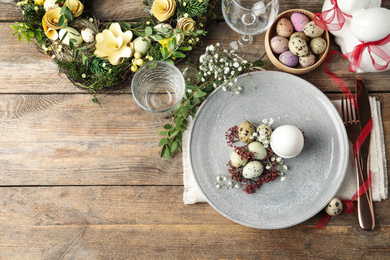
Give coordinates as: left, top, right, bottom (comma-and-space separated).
0, 0, 389, 259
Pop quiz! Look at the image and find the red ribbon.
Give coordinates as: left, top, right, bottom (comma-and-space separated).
345, 34, 390, 73
314, 0, 352, 31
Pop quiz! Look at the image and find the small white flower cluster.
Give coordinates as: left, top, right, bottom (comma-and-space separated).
215, 175, 241, 189
198, 43, 249, 94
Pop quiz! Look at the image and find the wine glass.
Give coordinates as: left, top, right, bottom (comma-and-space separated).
222, 0, 279, 61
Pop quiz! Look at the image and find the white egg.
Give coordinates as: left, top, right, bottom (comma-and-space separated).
132, 37, 151, 56
351, 8, 390, 42
58, 27, 83, 46
270, 125, 304, 158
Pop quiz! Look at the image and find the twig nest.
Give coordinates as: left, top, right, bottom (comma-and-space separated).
176, 17, 196, 32
59, 27, 83, 45
230, 150, 248, 168
151, 0, 176, 22
94, 23, 134, 65
81, 28, 95, 43
132, 37, 151, 56
242, 161, 264, 179
325, 198, 343, 216
248, 142, 267, 160
238, 121, 256, 144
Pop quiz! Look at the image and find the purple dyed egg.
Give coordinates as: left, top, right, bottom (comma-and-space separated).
291, 13, 310, 32
270, 36, 289, 54
279, 51, 298, 67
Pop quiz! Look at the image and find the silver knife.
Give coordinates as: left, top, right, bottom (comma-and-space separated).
355, 76, 375, 230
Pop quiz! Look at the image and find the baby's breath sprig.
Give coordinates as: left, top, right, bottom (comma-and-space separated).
159, 43, 266, 159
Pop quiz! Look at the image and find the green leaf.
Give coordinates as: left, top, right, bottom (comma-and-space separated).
179, 46, 190, 51
163, 124, 172, 130
29, 31, 34, 37
17, 33, 21, 42
25, 34, 30, 43
166, 59, 174, 65
60, 4, 67, 13
175, 29, 182, 33
164, 148, 172, 160
160, 145, 166, 158
172, 51, 185, 58
145, 26, 153, 36
161, 47, 169, 59
59, 31, 68, 43
171, 141, 178, 152
154, 34, 163, 41
158, 131, 167, 136
194, 91, 207, 98
253, 59, 264, 67
196, 30, 204, 34
57, 15, 65, 27
62, 22, 68, 28
148, 63, 157, 69
162, 27, 170, 33
55, 0, 64, 4
169, 130, 179, 138
168, 37, 177, 52
82, 54, 87, 65
64, 7, 73, 21
69, 38, 77, 43
159, 138, 168, 146
10, 25, 18, 31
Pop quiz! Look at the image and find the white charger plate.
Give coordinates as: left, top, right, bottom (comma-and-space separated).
189, 71, 349, 229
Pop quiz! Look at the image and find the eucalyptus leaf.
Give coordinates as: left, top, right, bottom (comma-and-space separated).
154, 34, 163, 41
145, 26, 153, 36
162, 27, 169, 33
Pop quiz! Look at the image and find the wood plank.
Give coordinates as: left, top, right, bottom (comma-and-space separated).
1, 224, 390, 259
1, 186, 390, 226
1, 186, 390, 259
0, 93, 388, 185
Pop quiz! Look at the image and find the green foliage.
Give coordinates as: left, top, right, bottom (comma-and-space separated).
10, 21, 46, 44
177, 0, 208, 18
23, 4, 46, 26
90, 57, 112, 75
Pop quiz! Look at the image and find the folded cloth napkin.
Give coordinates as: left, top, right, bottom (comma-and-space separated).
183, 96, 388, 204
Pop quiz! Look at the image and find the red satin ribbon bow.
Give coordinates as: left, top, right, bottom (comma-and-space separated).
346, 34, 390, 73
314, 0, 352, 31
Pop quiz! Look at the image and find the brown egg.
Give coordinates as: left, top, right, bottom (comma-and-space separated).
276, 18, 294, 38
238, 121, 256, 144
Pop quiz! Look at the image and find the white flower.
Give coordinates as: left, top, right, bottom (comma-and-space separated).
201, 78, 205, 82
238, 67, 242, 72
187, 89, 193, 93
216, 42, 220, 47
209, 45, 215, 51
230, 71, 235, 75
237, 86, 242, 90
222, 86, 227, 91
234, 78, 238, 82
233, 62, 239, 68
235, 91, 240, 95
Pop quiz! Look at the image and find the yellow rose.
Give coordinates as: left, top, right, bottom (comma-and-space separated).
42, 7, 62, 40
65, 0, 84, 18
151, 0, 176, 22
94, 23, 134, 65
176, 17, 196, 32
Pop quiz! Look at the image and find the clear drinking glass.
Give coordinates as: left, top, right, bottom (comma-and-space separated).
222, 0, 279, 60
131, 60, 185, 115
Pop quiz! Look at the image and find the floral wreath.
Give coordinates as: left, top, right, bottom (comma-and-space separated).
11, 0, 217, 100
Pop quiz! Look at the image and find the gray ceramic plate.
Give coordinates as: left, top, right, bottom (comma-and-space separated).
189, 71, 349, 229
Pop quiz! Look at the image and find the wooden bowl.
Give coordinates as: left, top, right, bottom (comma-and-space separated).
265, 9, 330, 75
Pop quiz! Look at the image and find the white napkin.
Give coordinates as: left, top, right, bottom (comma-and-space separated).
183, 97, 387, 204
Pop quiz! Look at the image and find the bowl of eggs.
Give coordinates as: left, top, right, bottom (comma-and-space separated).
265, 9, 330, 75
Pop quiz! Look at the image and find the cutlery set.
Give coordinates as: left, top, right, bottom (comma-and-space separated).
341, 76, 375, 230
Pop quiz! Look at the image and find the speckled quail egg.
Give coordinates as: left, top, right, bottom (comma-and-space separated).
299, 52, 316, 67
270, 36, 289, 54
238, 121, 256, 144
242, 161, 264, 179
81, 28, 95, 43
230, 149, 248, 168
303, 21, 324, 38
310, 37, 327, 54
288, 37, 309, 57
248, 142, 267, 160
256, 124, 272, 147
279, 51, 299, 67
276, 18, 294, 37
325, 198, 343, 216
290, 31, 310, 42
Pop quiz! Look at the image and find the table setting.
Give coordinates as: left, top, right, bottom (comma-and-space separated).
0, 0, 389, 258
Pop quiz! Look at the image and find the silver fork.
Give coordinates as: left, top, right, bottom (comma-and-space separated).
341, 95, 375, 230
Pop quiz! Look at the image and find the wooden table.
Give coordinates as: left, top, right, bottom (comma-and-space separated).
1, 0, 389, 258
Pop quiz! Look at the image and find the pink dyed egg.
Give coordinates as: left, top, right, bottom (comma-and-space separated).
291, 13, 310, 32
279, 51, 298, 67
270, 36, 289, 54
